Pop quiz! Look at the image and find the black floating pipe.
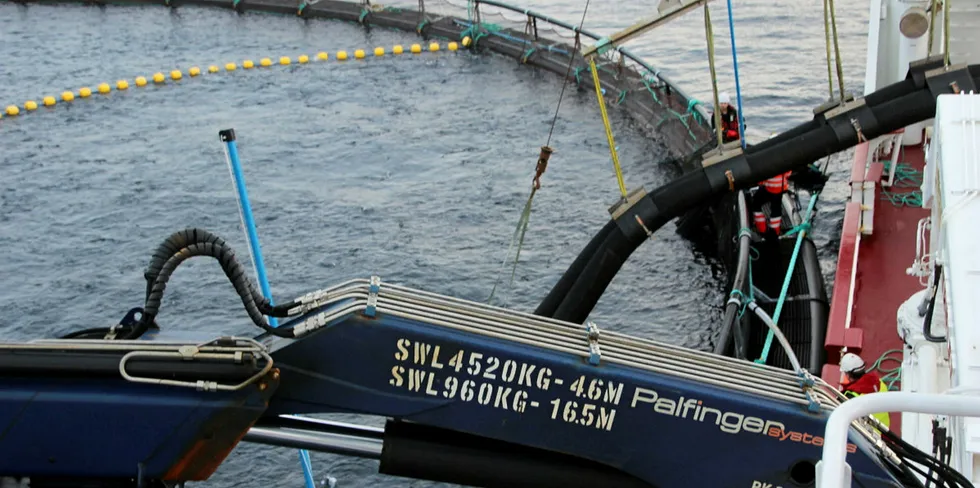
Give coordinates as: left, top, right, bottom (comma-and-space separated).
534, 220, 616, 317
379, 420, 654, 488
541, 60, 979, 324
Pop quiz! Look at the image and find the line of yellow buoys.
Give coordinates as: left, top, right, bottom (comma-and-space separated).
2, 39, 470, 120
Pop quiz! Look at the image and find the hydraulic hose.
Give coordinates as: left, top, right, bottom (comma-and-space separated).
142, 228, 297, 318
713, 191, 751, 358
541, 62, 979, 323
122, 228, 301, 339
922, 264, 946, 343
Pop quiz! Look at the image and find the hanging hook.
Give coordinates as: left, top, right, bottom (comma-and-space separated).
533, 145, 554, 190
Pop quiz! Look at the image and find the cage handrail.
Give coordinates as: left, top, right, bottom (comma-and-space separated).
466, 0, 713, 125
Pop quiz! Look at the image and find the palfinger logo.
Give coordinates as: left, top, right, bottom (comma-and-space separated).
630, 387, 857, 452
767, 427, 857, 453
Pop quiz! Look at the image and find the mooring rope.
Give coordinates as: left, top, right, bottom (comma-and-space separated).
588, 55, 628, 198
755, 191, 821, 365
724, 0, 746, 148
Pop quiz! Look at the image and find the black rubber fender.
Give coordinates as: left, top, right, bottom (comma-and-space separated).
540, 63, 980, 323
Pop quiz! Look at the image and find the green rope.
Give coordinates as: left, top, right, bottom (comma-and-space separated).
358, 8, 369, 22
881, 190, 923, 207
882, 161, 923, 188
782, 220, 811, 238
521, 47, 536, 64
460, 23, 500, 46
616, 90, 627, 105
686, 98, 706, 125
572, 63, 617, 85
640, 77, 660, 103
756, 191, 821, 365
728, 227, 756, 320
459, 0, 500, 48
871, 348, 903, 390
487, 187, 537, 304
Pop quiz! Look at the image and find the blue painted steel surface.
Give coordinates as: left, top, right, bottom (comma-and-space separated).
266, 311, 902, 488
0, 376, 272, 480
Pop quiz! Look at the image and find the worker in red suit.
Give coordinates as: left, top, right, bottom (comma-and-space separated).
840, 352, 891, 428
711, 91, 741, 143
752, 168, 791, 236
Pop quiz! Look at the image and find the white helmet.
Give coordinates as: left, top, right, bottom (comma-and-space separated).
840, 352, 866, 374
719, 91, 731, 105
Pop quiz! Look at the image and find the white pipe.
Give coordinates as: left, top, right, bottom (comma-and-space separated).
816, 392, 980, 488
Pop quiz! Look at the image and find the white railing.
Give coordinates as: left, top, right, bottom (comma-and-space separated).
816, 392, 980, 488
866, 131, 904, 188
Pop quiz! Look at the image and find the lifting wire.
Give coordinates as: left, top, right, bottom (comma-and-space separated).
943, 0, 950, 67
823, 0, 834, 99
824, 0, 845, 101
927, 0, 938, 56
487, 0, 591, 303
704, 2, 725, 147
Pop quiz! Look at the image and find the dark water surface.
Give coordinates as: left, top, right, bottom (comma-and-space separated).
0, 1, 868, 486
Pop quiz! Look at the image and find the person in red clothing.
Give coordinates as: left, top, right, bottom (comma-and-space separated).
711, 91, 741, 143
839, 352, 891, 428
752, 163, 791, 236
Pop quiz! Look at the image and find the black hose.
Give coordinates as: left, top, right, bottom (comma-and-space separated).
141, 228, 298, 318
713, 191, 751, 357
880, 427, 974, 488
542, 65, 979, 323
534, 220, 615, 317
121, 228, 301, 340
923, 265, 946, 343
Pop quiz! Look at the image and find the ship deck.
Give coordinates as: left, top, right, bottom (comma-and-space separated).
822, 129, 931, 435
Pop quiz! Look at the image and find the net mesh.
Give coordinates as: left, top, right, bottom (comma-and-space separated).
377, 0, 715, 157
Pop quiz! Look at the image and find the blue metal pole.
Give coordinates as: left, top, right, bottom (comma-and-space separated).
218, 129, 278, 328
725, 0, 746, 149
218, 129, 315, 488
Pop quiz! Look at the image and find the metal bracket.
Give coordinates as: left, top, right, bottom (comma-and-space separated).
104, 324, 120, 340
608, 187, 658, 241
700, 142, 743, 168
365, 275, 381, 317
703, 148, 752, 194
812, 93, 856, 117
907, 54, 945, 86
586, 322, 601, 365
821, 96, 866, 120
925, 64, 977, 97
797, 372, 821, 413
594, 37, 613, 56
823, 97, 880, 144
